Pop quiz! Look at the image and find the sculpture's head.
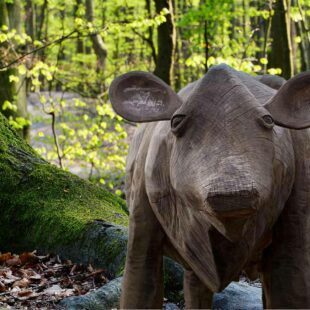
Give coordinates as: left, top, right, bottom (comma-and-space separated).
109, 64, 310, 288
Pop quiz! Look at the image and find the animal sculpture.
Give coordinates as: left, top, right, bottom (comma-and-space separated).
109, 64, 310, 309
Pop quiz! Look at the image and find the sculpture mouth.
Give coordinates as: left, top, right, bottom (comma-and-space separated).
205, 188, 259, 218
202, 189, 259, 242
207, 205, 257, 218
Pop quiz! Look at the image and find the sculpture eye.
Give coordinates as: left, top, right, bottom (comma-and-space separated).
171, 114, 187, 136
258, 115, 274, 129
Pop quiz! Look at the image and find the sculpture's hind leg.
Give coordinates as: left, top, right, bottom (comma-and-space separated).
184, 269, 213, 309
261, 130, 310, 308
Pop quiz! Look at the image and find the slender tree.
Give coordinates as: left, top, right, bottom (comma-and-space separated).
294, 0, 310, 71
268, 0, 294, 79
85, 0, 108, 72
25, 0, 36, 41
0, 0, 29, 139
153, 0, 176, 85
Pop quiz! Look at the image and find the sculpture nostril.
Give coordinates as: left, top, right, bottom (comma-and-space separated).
206, 189, 259, 218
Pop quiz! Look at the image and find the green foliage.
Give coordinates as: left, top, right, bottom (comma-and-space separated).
32, 91, 128, 194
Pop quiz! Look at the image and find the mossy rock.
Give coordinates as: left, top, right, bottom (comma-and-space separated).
0, 112, 128, 274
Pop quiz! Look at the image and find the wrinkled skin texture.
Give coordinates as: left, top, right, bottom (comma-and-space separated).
109, 65, 310, 309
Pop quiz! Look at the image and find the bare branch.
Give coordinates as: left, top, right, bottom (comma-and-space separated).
0, 30, 77, 70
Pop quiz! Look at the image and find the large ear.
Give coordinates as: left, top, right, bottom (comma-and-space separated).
254, 74, 286, 90
109, 71, 182, 122
265, 71, 310, 129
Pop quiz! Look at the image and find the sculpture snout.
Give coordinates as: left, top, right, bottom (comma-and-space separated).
206, 188, 259, 218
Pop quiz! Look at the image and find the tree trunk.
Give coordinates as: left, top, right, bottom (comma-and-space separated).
294, 0, 310, 71
268, 0, 294, 79
153, 0, 176, 86
74, 0, 84, 54
0, 0, 29, 139
262, 0, 273, 73
145, 0, 157, 65
85, 0, 108, 72
25, 0, 36, 40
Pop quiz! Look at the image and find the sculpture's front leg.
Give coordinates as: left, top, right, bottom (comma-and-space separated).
120, 187, 165, 309
184, 269, 213, 309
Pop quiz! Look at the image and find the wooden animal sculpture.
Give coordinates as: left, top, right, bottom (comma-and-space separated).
109, 64, 310, 309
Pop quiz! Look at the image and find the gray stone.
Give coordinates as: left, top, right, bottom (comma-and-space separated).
164, 302, 180, 310
213, 281, 263, 310
60, 277, 122, 310
60, 278, 263, 310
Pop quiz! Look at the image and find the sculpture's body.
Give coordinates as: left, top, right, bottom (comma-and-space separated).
109, 64, 310, 309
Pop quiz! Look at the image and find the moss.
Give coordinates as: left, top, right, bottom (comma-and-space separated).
94, 225, 127, 275
0, 113, 128, 252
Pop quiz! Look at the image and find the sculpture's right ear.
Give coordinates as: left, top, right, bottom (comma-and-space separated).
109, 71, 182, 122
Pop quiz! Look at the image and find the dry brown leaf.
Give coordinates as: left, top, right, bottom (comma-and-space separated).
0, 268, 8, 276
87, 264, 94, 273
18, 268, 39, 279
12, 278, 30, 288
11, 286, 21, 293
70, 264, 77, 275
0, 280, 6, 292
0, 253, 13, 264
1, 270, 20, 285
64, 259, 72, 265
16, 290, 39, 300
60, 288, 75, 297
0, 250, 110, 308
19, 252, 39, 265
17, 290, 33, 297
6, 257, 21, 267
38, 278, 48, 287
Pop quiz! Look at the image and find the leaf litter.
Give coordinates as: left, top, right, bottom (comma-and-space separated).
0, 250, 109, 309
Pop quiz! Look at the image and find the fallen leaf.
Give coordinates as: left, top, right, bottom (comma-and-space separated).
11, 286, 21, 293
38, 278, 48, 287
61, 288, 75, 297
6, 257, 21, 267
43, 284, 62, 295
19, 252, 39, 265
15, 290, 39, 300
0, 280, 6, 292
17, 290, 33, 297
12, 278, 30, 288
1, 270, 20, 285
29, 273, 41, 281
70, 264, 77, 275
0, 253, 13, 264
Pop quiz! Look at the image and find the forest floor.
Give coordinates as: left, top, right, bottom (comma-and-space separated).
0, 251, 110, 309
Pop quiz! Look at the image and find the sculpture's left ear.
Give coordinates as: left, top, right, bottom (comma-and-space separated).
265, 71, 310, 129
109, 71, 182, 122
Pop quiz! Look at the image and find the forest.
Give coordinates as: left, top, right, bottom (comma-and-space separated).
0, 0, 309, 308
